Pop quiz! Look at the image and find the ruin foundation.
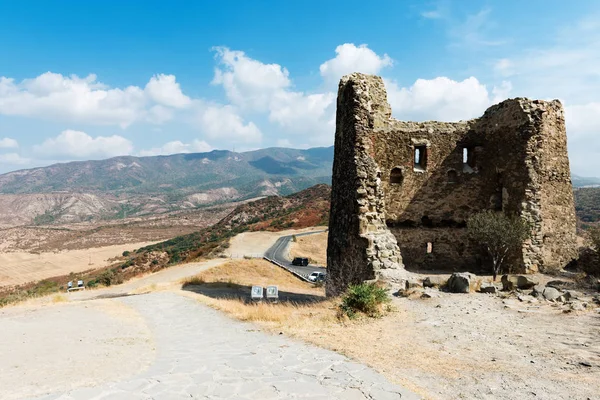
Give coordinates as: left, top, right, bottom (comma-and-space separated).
326, 73, 578, 296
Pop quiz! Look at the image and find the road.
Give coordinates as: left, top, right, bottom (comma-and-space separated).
264, 230, 327, 280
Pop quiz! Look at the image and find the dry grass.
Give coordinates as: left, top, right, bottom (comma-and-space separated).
289, 232, 328, 266
51, 294, 67, 303
184, 259, 323, 295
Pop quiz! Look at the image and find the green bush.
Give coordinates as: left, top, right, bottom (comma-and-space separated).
339, 283, 390, 319
122, 251, 131, 257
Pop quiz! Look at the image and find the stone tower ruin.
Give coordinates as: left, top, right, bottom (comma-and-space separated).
326, 73, 578, 296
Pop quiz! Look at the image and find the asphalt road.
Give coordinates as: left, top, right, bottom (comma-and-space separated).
264, 231, 327, 280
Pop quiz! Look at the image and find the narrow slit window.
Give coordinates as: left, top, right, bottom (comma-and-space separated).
426, 242, 433, 254
414, 146, 427, 170
463, 146, 476, 168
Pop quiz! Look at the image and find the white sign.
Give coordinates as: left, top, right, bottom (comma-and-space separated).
251, 285, 264, 300
266, 285, 279, 299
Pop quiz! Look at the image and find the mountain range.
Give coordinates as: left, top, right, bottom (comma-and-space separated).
0, 146, 334, 226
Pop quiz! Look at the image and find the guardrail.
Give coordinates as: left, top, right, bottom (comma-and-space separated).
263, 256, 311, 282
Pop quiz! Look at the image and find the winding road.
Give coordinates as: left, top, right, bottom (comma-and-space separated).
264, 231, 327, 280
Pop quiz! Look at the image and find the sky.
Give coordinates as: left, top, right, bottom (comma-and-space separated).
0, 0, 599, 175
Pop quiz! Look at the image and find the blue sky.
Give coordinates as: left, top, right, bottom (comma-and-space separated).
0, 0, 599, 175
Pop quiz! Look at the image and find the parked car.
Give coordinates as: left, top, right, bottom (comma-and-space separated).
292, 257, 309, 266
308, 271, 326, 282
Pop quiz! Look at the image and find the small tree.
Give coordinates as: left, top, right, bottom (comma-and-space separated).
467, 210, 530, 280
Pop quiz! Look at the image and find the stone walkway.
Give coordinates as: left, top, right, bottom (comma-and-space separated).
33, 292, 419, 400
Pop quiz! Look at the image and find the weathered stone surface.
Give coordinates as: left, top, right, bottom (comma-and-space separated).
479, 282, 497, 293
542, 287, 562, 301
423, 276, 447, 288
327, 73, 577, 295
447, 272, 473, 293
501, 274, 538, 291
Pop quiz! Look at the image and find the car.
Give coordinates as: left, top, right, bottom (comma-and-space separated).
292, 257, 309, 266
308, 271, 326, 282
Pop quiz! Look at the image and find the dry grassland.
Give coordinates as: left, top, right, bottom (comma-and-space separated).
289, 231, 328, 265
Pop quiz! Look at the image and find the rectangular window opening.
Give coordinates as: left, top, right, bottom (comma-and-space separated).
414, 146, 427, 171
426, 242, 433, 254
463, 147, 476, 169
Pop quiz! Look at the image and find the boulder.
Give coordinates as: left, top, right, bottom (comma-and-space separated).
479, 282, 497, 294
501, 274, 538, 291
447, 272, 473, 293
423, 276, 447, 288
542, 286, 562, 301
564, 290, 584, 300
531, 284, 545, 297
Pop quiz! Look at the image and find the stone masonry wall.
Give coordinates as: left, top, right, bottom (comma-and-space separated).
327, 73, 577, 295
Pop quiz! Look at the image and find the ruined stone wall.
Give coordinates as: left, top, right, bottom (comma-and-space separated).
326, 74, 403, 296
327, 73, 577, 294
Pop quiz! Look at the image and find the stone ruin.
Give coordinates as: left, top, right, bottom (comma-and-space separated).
326, 73, 578, 296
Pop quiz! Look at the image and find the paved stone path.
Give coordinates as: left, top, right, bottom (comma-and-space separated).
33, 292, 419, 400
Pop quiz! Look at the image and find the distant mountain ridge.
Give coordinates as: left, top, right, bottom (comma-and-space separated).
0, 146, 334, 196
0, 146, 334, 226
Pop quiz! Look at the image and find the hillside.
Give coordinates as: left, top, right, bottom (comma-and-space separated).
136, 184, 331, 264
0, 146, 333, 226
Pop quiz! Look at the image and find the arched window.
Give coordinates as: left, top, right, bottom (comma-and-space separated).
390, 167, 404, 184
447, 169, 458, 183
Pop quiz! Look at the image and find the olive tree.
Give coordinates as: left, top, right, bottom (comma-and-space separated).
467, 210, 530, 280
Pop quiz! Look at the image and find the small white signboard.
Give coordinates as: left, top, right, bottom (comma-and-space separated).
251, 285, 264, 300
266, 285, 279, 300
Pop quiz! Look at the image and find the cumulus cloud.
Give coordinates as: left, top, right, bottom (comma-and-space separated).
144, 74, 191, 108
0, 153, 29, 165
385, 76, 508, 122
212, 47, 336, 143
212, 47, 291, 111
0, 73, 146, 128
0, 138, 18, 148
319, 43, 393, 84
138, 140, 213, 156
0, 72, 194, 128
33, 130, 134, 159
196, 104, 262, 143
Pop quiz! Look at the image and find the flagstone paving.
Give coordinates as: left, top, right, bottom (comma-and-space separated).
32, 292, 419, 400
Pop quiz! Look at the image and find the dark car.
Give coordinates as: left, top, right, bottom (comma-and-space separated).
292, 257, 309, 266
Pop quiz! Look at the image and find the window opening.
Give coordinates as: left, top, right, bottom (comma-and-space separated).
426, 242, 433, 254
390, 168, 404, 184
447, 169, 457, 183
414, 146, 427, 171
463, 146, 476, 169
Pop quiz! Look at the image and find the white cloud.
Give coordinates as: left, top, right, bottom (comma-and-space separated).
196, 104, 262, 143
0, 153, 29, 165
212, 47, 291, 111
0, 73, 147, 128
144, 74, 191, 108
138, 140, 213, 156
385, 76, 507, 122
319, 43, 393, 84
33, 130, 134, 159
0, 72, 195, 128
0, 137, 18, 149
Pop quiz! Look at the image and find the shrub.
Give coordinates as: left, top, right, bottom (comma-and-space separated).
339, 283, 390, 319
467, 210, 530, 280
122, 250, 131, 257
